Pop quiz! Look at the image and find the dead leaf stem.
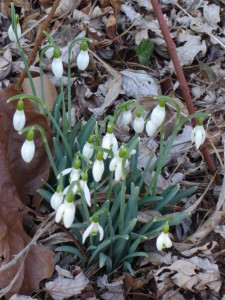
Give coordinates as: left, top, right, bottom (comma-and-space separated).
150, 0, 220, 183
16, 0, 61, 90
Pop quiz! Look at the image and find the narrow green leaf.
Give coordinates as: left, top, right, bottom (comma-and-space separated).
135, 39, 154, 65
55, 246, 85, 265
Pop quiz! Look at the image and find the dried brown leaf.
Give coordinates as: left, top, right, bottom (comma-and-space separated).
0, 49, 12, 80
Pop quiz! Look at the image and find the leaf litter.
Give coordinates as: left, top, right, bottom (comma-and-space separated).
1, 0, 225, 298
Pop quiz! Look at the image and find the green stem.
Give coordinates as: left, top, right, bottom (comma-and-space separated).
60, 78, 67, 133
119, 179, 126, 233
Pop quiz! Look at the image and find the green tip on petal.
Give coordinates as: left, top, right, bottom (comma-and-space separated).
136, 110, 142, 118
15, 14, 19, 24
66, 190, 74, 203
96, 151, 103, 161
17, 99, 24, 111
107, 123, 114, 134
53, 48, 61, 58
119, 146, 127, 158
197, 117, 203, 126
73, 158, 81, 169
88, 135, 95, 143
91, 215, 99, 223
82, 173, 88, 181
163, 221, 170, 234
26, 130, 34, 141
159, 99, 166, 107
81, 41, 88, 51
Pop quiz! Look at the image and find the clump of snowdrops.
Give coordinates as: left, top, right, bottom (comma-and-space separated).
7, 3, 209, 273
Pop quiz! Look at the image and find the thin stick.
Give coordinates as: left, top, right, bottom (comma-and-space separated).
150, 0, 220, 181
16, 0, 61, 89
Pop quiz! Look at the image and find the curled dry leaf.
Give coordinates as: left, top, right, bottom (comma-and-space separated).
45, 265, 89, 300
97, 275, 125, 300
0, 49, 12, 80
0, 86, 54, 207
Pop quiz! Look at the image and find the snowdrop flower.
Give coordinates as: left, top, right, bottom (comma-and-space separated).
145, 119, 158, 136
13, 99, 25, 131
77, 41, 89, 71
55, 200, 75, 228
79, 173, 91, 207
122, 106, 132, 126
93, 151, 104, 182
191, 118, 206, 150
21, 130, 35, 163
8, 15, 21, 43
156, 222, 172, 251
109, 146, 128, 181
82, 135, 94, 159
102, 124, 118, 159
133, 110, 145, 133
60, 158, 81, 183
51, 189, 63, 211
82, 216, 104, 243
151, 103, 166, 128
52, 48, 63, 78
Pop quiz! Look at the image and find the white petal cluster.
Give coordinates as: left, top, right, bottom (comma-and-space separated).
156, 232, 172, 251
146, 105, 165, 137
102, 132, 118, 159
77, 50, 89, 71
82, 221, 104, 243
21, 140, 35, 163
122, 110, 132, 126
52, 57, 63, 78
45, 46, 54, 59
55, 201, 76, 228
191, 125, 206, 149
93, 159, 104, 182
13, 109, 25, 131
82, 142, 94, 159
8, 23, 21, 42
51, 191, 63, 211
133, 115, 145, 133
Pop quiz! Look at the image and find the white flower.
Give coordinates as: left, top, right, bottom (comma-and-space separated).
191, 125, 206, 150
45, 46, 54, 59
82, 142, 94, 159
102, 132, 118, 159
55, 201, 75, 228
8, 23, 21, 42
80, 179, 91, 207
109, 156, 123, 181
156, 232, 172, 251
21, 140, 35, 163
82, 221, 104, 243
146, 119, 158, 136
13, 109, 25, 131
52, 57, 63, 78
133, 115, 145, 133
122, 110, 132, 126
51, 191, 63, 211
151, 105, 166, 128
93, 159, 104, 182
70, 168, 81, 183
77, 50, 90, 71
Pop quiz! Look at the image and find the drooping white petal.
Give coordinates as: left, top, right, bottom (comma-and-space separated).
52, 57, 63, 78
45, 46, 54, 59
51, 191, 63, 210
63, 202, 76, 228
93, 159, 104, 182
146, 120, 158, 136
122, 110, 132, 126
102, 133, 118, 159
13, 109, 26, 131
151, 105, 165, 127
82, 142, 94, 159
77, 50, 90, 71
156, 232, 172, 251
21, 140, 35, 163
55, 203, 66, 223
109, 156, 119, 171
98, 223, 104, 241
115, 161, 123, 181
133, 116, 145, 133
191, 125, 206, 149
82, 223, 94, 243
60, 168, 72, 177
70, 168, 81, 182
80, 180, 91, 207
111, 134, 118, 156
8, 23, 21, 42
